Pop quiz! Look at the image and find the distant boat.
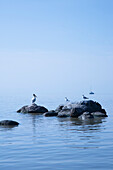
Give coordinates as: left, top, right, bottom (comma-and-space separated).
89, 91, 94, 95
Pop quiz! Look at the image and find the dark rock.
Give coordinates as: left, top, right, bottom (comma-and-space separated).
79, 112, 94, 120
44, 110, 58, 117
55, 104, 64, 112
57, 109, 70, 117
70, 100, 107, 118
17, 103, 48, 113
0, 120, 19, 126
71, 107, 85, 118
56, 100, 107, 118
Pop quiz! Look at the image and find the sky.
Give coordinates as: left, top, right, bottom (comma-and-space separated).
0, 0, 113, 99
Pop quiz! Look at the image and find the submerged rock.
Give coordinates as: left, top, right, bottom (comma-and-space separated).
17, 103, 48, 114
0, 120, 19, 126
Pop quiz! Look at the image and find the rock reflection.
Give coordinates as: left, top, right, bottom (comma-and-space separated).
57, 117, 108, 149
57, 116, 107, 133
0, 125, 17, 131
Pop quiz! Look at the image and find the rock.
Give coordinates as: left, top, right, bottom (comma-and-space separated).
17, 103, 48, 113
79, 112, 94, 120
91, 111, 108, 117
56, 100, 107, 118
57, 109, 70, 117
70, 107, 85, 118
55, 104, 64, 112
0, 120, 19, 126
70, 100, 107, 118
44, 110, 58, 117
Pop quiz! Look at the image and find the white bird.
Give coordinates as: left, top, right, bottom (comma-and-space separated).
65, 97, 70, 102
82, 95, 89, 100
31, 94, 37, 104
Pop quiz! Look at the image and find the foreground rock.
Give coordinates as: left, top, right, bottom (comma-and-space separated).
17, 103, 48, 113
0, 120, 19, 126
52, 100, 107, 119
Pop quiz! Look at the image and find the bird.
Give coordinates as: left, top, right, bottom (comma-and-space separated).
65, 97, 70, 102
82, 95, 89, 100
31, 94, 37, 104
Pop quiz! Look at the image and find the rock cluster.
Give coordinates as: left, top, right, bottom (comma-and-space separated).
44, 100, 107, 119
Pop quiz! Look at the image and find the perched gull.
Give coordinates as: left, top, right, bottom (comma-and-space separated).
32, 94, 37, 104
65, 97, 70, 102
82, 95, 89, 100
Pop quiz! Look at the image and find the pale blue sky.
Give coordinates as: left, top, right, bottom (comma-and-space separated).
0, 0, 113, 99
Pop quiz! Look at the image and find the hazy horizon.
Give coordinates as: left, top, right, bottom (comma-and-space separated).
0, 0, 113, 99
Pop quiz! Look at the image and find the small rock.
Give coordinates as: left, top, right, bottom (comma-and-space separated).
91, 112, 108, 117
57, 109, 70, 117
55, 105, 64, 112
0, 120, 19, 126
44, 110, 58, 117
79, 112, 94, 120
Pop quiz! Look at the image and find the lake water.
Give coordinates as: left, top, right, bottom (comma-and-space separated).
0, 92, 113, 170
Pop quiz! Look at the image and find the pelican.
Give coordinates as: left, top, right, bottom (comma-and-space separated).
82, 95, 89, 100
32, 94, 37, 104
65, 97, 70, 102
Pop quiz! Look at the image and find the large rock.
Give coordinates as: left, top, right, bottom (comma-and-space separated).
70, 100, 107, 118
0, 120, 19, 126
57, 100, 107, 118
17, 103, 48, 113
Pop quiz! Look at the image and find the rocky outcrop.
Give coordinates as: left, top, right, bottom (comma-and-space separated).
45, 100, 107, 119
17, 103, 48, 113
70, 100, 107, 118
0, 120, 19, 126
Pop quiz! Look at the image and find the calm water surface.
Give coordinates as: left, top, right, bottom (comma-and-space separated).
0, 93, 113, 170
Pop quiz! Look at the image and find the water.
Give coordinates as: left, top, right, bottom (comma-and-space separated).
0, 92, 113, 170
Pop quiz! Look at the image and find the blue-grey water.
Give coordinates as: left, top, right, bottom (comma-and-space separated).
0, 92, 113, 170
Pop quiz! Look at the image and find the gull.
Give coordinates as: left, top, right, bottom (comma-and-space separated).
82, 95, 89, 100
65, 97, 70, 102
31, 94, 37, 104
